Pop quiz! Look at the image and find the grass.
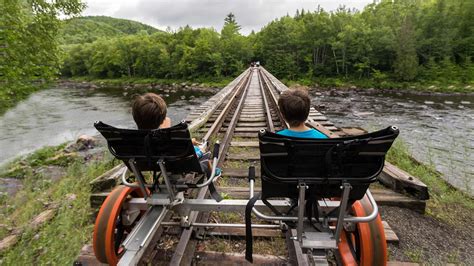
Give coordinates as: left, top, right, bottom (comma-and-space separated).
0, 145, 117, 264
386, 140, 474, 224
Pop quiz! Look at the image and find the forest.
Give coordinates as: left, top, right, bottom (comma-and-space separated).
2, 0, 474, 113
59, 0, 474, 89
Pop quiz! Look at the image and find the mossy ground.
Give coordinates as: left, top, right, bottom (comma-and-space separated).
0, 144, 118, 264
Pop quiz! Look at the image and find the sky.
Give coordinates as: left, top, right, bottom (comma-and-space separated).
82, 0, 374, 35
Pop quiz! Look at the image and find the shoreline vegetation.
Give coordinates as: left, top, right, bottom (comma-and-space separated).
67, 76, 474, 94
0, 135, 472, 263
2, 76, 471, 116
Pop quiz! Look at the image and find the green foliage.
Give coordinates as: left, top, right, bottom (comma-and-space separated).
59, 0, 473, 90
0, 0, 85, 114
59, 16, 161, 45
61, 15, 252, 80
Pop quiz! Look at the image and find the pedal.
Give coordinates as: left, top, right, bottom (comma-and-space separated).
301, 232, 337, 250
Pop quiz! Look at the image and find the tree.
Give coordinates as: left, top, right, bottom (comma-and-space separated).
1, 0, 85, 107
394, 15, 418, 81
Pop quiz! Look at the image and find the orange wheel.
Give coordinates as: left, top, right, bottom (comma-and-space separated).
93, 185, 144, 265
337, 193, 387, 266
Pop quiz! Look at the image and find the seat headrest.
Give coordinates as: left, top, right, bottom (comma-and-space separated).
94, 121, 202, 173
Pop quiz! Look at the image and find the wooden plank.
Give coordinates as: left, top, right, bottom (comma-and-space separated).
233, 127, 265, 132
233, 122, 267, 127
378, 162, 429, 200
226, 154, 259, 161
193, 251, 287, 265
371, 188, 426, 214
307, 121, 340, 138
232, 132, 260, 138
231, 141, 259, 147
340, 127, 367, 136
90, 192, 110, 209
204, 227, 282, 238
89, 164, 125, 192
382, 221, 399, 244
237, 117, 267, 122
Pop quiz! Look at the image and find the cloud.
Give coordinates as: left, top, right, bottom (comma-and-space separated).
84, 0, 372, 34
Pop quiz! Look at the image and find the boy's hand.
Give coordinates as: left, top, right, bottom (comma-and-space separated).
192, 138, 201, 146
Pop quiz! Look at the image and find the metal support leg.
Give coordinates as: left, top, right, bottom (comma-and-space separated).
334, 183, 352, 242
129, 159, 149, 199
297, 182, 307, 242
158, 160, 175, 202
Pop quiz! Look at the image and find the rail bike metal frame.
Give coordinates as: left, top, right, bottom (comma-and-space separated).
114, 152, 380, 266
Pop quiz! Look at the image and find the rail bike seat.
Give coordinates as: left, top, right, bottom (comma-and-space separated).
94, 121, 203, 174
259, 126, 399, 201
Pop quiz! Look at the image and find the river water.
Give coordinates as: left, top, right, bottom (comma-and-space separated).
1, 86, 472, 195
0, 86, 212, 167
312, 89, 474, 195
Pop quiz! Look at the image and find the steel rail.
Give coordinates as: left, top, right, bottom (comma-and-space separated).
202, 71, 251, 142
168, 69, 253, 265
258, 69, 288, 129
134, 69, 253, 265
257, 68, 275, 132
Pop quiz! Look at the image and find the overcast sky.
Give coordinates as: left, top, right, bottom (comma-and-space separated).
82, 0, 373, 34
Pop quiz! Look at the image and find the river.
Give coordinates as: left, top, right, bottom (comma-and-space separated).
312, 89, 473, 195
0, 86, 212, 167
1, 85, 472, 195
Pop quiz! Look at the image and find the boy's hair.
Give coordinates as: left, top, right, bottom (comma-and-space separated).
132, 93, 167, 129
278, 89, 311, 127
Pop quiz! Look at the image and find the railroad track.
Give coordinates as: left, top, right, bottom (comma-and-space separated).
78, 67, 428, 265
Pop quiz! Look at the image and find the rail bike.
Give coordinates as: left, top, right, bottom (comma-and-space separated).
92, 120, 398, 265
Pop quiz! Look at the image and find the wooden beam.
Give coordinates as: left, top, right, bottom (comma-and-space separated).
378, 162, 429, 200
382, 221, 399, 244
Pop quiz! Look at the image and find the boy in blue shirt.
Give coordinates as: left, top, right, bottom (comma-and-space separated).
277, 89, 328, 139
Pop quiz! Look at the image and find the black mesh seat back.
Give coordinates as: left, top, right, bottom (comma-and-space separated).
94, 121, 203, 174
259, 126, 398, 199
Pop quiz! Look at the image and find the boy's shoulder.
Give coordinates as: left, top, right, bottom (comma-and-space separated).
277, 128, 328, 139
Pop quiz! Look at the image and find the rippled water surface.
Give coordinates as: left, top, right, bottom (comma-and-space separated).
1, 86, 472, 195
313, 90, 474, 195
0, 86, 212, 166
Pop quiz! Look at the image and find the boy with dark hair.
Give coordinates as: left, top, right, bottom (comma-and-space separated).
131, 93, 219, 176
277, 89, 328, 139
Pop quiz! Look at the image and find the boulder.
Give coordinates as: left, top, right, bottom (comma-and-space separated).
65, 135, 97, 153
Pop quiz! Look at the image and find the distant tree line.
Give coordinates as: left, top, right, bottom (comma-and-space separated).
61, 13, 252, 80
61, 0, 472, 84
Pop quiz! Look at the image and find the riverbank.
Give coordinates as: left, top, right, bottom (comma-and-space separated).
383, 141, 473, 263
0, 77, 228, 117
61, 76, 233, 91
0, 135, 472, 263
0, 83, 49, 115
284, 77, 473, 94
0, 136, 117, 264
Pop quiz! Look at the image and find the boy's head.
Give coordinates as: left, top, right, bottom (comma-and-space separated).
132, 93, 167, 129
278, 88, 310, 127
